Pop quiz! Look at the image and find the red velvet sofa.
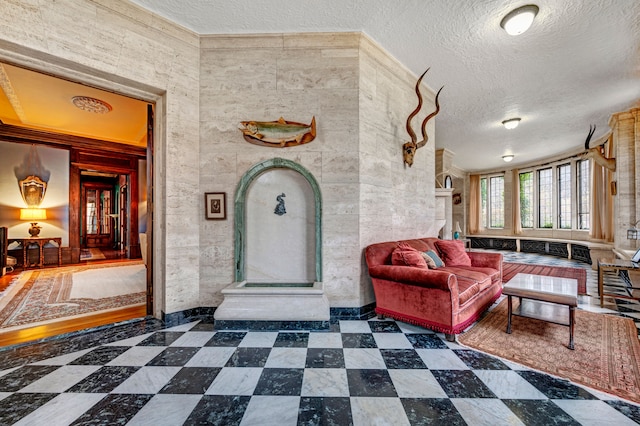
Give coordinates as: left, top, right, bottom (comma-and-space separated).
365, 237, 503, 340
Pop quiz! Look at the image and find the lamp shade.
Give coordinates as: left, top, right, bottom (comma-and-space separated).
20, 208, 47, 221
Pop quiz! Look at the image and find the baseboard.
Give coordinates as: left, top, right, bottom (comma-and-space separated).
161, 303, 377, 328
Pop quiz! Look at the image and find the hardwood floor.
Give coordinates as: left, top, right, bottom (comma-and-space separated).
0, 249, 147, 347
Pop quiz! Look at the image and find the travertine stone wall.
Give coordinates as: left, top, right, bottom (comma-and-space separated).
611, 108, 640, 250
199, 33, 437, 308
0, 1, 438, 313
0, 0, 201, 316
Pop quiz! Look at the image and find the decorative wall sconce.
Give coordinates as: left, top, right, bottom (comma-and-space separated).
19, 175, 47, 207
20, 208, 47, 237
627, 221, 640, 240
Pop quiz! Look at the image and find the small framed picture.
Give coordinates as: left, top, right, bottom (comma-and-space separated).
205, 192, 226, 220
632, 248, 640, 263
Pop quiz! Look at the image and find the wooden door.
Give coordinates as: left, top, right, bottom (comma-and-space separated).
82, 183, 114, 248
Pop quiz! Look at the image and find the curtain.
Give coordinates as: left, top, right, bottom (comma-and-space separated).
469, 174, 482, 234
512, 169, 522, 235
589, 135, 614, 241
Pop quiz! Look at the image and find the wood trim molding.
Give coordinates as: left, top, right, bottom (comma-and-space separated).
0, 122, 146, 157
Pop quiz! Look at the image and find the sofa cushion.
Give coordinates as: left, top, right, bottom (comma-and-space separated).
456, 278, 480, 305
440, 266, 493, 292
435, 240, 471, 266
422, 250, 444, 269
391, 242, 428, 268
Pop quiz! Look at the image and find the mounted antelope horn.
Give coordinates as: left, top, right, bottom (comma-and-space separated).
581, 123, 616, 172
584, 124, 596, 150
403, 68, 444, 167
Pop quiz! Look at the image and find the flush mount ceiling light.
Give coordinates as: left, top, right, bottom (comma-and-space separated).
500, 4, 539, 36
502, 154, 515, 162
71, 96, 112, 114
502, 118, 521, 129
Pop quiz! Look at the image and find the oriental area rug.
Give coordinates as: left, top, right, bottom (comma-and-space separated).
502, 262, 587, 295
458, 299, 640, 404
0, 261, 145, 330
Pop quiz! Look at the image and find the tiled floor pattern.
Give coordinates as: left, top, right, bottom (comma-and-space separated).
0, 251, 639, 425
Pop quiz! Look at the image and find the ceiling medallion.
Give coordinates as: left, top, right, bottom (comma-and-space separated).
71, 96, 112, 114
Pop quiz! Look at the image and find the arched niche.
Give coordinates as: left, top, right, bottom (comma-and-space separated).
234, 158, 322, 284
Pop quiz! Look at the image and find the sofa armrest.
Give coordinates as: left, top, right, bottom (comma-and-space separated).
468, 251, 503, 270
368, 265, 455, 291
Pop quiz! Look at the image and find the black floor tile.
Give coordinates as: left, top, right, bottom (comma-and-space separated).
605, 400, 640, 423
502, 399, 581, 426
137, 331, 185, 346
146, 347, 201, 366
406, 334, 448, 349
67, 366, 140, 393
453, 349, 510, 370
368, 321, 403, 333
69, 346, 130, 365
401, 398, 466, 426
305, 348, 345, 368
205, 332, 247, 347
517, 370, 598, 400
0, 392, 57, 424
70, 393, 153, 425
184, 395, 251, 425
225, 347, 271, 367
298, 396, 353, 426
341, 333, 377, 348
274, 332, 310, 347
380, 349, 427, 369
0, 365, 59, 392
346, 369, 397, 397
254, 368, 304, 396
159, 366, 221, 394
431, 370, 497, 398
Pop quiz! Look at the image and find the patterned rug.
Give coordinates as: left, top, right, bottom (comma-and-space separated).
503, 262, 587, 295
0, 261, 145, 330
459, 299, 640, 404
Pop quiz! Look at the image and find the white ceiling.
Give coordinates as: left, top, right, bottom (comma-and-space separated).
129, 0, 640, 171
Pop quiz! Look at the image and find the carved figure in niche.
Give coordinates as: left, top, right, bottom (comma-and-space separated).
581, 124, 616, 172
274, 193, 286, 216
402, 68, 443, 167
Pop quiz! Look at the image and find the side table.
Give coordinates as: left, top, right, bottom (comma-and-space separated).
597, 258, 640, 307
8, 237, 62, 269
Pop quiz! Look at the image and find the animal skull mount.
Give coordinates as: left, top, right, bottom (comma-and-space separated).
582, 124, 616, 172
402, 68, 443, 167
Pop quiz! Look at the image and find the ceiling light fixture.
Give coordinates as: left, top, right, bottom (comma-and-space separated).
502, 154, 515, 162
502, 118, 521, 129
71, 96, 112, 114
500, 4, 539, 36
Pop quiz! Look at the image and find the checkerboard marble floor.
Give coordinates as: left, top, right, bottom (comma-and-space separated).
1, 252, 640, 425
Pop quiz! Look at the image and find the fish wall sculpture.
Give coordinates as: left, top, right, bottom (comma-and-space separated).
239, 116, 316, 147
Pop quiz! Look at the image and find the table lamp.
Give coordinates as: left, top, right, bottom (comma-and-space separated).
20, 208, 47, 237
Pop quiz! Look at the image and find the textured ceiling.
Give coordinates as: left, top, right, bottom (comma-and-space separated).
128, 0, 640, 171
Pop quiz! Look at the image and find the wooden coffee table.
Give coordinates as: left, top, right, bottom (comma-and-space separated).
502, 273, 578, 350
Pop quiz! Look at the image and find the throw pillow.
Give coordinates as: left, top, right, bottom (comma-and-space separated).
435, 239, 471, 266
422, 250, 444, 268
391, 242, 428, 268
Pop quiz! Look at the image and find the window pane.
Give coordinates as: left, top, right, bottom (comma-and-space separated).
481, 178, 487, 227
558, 164, 571, 229
538, 168, 553, 228
519, 171, 534, 228
577, 160, 590, 229
489, 176, 504, 228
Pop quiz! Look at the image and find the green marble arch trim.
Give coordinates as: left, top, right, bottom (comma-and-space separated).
234, 158, 323, 283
